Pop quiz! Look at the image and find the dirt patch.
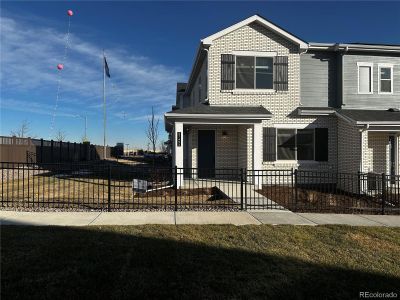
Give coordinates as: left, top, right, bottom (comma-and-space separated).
257, 185, 399, 214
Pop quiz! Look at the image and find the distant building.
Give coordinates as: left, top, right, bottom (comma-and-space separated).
115, 143, 124, 157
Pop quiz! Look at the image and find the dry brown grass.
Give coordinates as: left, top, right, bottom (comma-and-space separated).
0, 175, 237, 210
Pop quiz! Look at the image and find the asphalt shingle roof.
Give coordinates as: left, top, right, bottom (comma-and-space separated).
338, 109, 400, 123
168, 105, 272, 115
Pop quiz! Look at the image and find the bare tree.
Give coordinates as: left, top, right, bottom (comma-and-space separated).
55, 130, 67, 142
10, 120, 31, 138
81, 135, 89, 143
159, 140, 167, 153
146, 107, 159, 166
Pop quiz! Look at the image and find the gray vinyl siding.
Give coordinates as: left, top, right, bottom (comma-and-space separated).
342, 53, 400, 109
336, 54, 343, 107
300, 51, 338, 107
189, 60, 208, 106
182, 94, 191, 108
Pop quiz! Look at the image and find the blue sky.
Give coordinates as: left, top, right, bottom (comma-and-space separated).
1, 1, 399, 149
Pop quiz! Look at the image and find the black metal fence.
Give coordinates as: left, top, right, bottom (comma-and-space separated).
248, 170, 399, 214
0, 162, 399, 214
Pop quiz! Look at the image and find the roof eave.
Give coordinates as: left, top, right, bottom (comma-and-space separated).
335, 111, 400, 126
183, 43, 208, 96
308, 43, 400, 53
297, 108, 337, 116
201, 15, 308, 50
164, 113, 272, 120
356, 121, 400, 126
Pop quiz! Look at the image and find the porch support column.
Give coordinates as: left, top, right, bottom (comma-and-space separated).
173, 122, 184, 188
253, 123, 263, 189
396, 134, 400, 176
360, 129, 368, 173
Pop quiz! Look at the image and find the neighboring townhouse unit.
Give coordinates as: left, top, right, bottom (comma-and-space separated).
165, 15, 400, 187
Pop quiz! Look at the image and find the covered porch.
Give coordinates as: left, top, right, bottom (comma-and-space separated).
164, 104, 272, 188
337, 109, 400, 177
362, 131, 399, 176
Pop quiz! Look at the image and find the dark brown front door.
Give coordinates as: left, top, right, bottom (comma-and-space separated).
198, 130, 215, 178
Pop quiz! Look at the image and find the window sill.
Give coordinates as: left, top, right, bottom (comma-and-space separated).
263, 161, 298, 167
221, 89, 277, 95
263, 160, 327, 166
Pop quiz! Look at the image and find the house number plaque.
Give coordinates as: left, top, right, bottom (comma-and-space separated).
177, 132, 181, 147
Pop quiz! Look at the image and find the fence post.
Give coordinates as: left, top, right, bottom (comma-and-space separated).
59, 140, 62, 162
50, 140, 54, 163
67, 142, 70, 162
381, 173, 386, 215
294, 169, 298, 211
244, 168, 247, 210
357, 171, 361, 196
174, 166, 178, 212
108, 165, 112, 212
40, 139, 44, 163
240, 168, 244, 210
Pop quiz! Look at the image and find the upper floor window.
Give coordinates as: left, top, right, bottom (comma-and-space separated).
358, 62, 373, 94
378, 64, 393, 94
236, 56, 273, 90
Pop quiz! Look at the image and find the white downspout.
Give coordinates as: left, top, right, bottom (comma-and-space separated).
298, 47, 308, 106
202, 48, 209, 103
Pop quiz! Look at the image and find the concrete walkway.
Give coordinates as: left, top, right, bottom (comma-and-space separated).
216, 182, 285, 209
182, 179, 284, 209
1, 210, 399, 227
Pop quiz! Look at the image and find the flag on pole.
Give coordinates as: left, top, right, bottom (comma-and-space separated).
104, 56, 111, 78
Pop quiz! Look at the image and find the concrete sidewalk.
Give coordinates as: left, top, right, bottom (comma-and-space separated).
0, 210, 399, 227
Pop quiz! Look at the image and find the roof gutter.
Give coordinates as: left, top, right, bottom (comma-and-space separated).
356, 121, 400, 126
164, 113, 272, 120
308, 43, 400, 53
297, 108, 336, 116
184, 43, 207, 97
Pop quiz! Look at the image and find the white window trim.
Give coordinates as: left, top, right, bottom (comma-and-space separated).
232, 51, 277, 57
232, 89, 275, 94
357, 62, 374, 95
378, 63, 394, 95
274, 128, 316, 162
235, 55, 275, 91
275, 124, 313, 129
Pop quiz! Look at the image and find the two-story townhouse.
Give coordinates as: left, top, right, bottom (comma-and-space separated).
165, 15, 400, 187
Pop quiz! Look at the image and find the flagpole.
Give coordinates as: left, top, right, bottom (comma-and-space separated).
103, 49, 106, 160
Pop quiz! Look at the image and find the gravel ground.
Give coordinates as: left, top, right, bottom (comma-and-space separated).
0, 167, 47, 182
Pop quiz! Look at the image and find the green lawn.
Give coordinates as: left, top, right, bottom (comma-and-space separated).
2, 225, 400, 299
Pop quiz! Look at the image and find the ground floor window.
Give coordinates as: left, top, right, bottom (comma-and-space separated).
276, 129, 296, 160
263, 127, 328, 162
277, 129, 314, 161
